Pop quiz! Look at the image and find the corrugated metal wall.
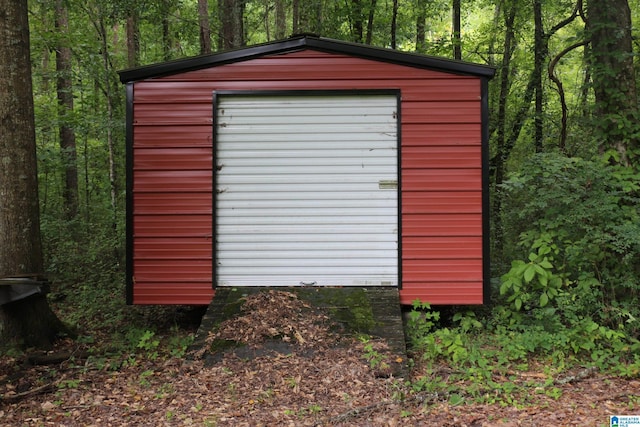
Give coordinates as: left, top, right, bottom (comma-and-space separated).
130, 49, 484, 305
215, 93, 398, 287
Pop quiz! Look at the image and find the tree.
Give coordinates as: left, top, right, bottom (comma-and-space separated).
452, 0, 461, 59
219, 0, 245, 48
351, 0, 364, 42
586, 0, 639, 165
292, 0, 300, 33
534, 1, 582, 151
275, 0, 287, 39
198, 0, 212, 54
56, 0, 79, 220
125, 4, 140, 67
348, 0, 376, 43
0, 0, 66, 349
390, 0, 398, 48
490, 0, 517, 258
533, 0, 543, 151
82, 1, 122, 222
292, 0, 322, 35
416, 0, 427, 52
160, 0, 175, 60
365, 0, 376, 44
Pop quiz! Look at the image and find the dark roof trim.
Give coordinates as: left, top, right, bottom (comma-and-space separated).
118, 35, 495, 83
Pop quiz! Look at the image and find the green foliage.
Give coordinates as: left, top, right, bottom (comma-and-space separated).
404, 300, 440, 344
500, 248, 563, 311
406, 301, 470, 364
359, 335, 388, 370
41, 214, 123, 279
405, 295, 640, 406
167, 328, 194, 358
500, 153, 640, 336
57, 379, 81, 389
138, 369, 155, 387
120, 324, 195, 362
136, 330, 160, 360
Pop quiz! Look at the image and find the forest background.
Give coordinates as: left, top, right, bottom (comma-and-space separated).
9, 0, 640, 380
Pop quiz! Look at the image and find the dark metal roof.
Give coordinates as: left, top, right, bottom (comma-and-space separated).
118, 35, 495, 83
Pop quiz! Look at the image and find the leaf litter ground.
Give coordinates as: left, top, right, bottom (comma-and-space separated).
1, 290, 639, 426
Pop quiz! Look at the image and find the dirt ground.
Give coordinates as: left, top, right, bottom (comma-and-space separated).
1, 291, 638, 426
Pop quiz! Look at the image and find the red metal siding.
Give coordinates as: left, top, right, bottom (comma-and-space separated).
131, 94, 214, 303
135, 193, 211, 214
135, 148, 213, 170
130, 49, 484, 305
133, 215, 212, 237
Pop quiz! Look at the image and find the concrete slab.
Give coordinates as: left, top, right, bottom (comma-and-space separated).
189, 286, 406, 366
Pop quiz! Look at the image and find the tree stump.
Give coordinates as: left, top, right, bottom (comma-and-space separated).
0, 293, 68, 349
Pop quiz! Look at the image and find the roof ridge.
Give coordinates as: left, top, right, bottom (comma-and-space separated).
118, 35, 495, 83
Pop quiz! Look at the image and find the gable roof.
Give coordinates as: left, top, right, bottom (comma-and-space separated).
118, 34, 495, 83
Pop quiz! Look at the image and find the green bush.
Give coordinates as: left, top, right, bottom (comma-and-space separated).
500, 153, 640, 338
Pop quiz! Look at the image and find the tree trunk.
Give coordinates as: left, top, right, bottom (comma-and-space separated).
351, 0, 363, 43
275, 0, 286, 39
198, 0, 212, 54
586, 0, 639, 164
579, 44, 592, 118
533, 0, 543, 152
452, 0, 461, 59
97, 16, 119, 221
55, 0, 79, 220
126, 10, 140, 67
295, 0, 322, 35
416, 0, 426, 52
365, 0, 376, 45
263, 1, 270, 40
0, 0, 66, 350
83, 2, 120, 223
160, 0, 173, 60
292, 0, 300, 34
490, 2, 517, 260
219, 0, 245, 49
390, 0, 398, 49
2, 292, 67, 349
534, 3, 579, 152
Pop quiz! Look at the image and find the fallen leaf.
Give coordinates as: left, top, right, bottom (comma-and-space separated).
40, 401, 56, 412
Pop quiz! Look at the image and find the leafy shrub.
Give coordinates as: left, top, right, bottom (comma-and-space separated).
500, 153, 640, 338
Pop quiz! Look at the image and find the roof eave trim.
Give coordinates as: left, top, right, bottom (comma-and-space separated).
118, 38, 308, 83
306, 37, 495, 78
118, 36, 495, 83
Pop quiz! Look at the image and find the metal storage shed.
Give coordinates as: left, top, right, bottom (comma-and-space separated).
119, 35, 495, 306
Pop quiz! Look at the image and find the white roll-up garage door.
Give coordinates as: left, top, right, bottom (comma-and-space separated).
215, 92, 399, 287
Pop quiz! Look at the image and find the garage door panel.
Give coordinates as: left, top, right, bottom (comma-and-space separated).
219, 190, 393, 201
217, 138, 397, 149
217, 233, 395, 243
217, 274, 397, 287
216, 197, 396, 209
217, 240, 398, 251
219, 140, 397, 148
217, 186, 396, 196
217, 158, 396, 170
216, 222, 397, 233
217, 166, 397, 177
217, 171, 395, 181
218, 208, 397, 222
216, 93, 398, 287
219, 257, 397, 267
